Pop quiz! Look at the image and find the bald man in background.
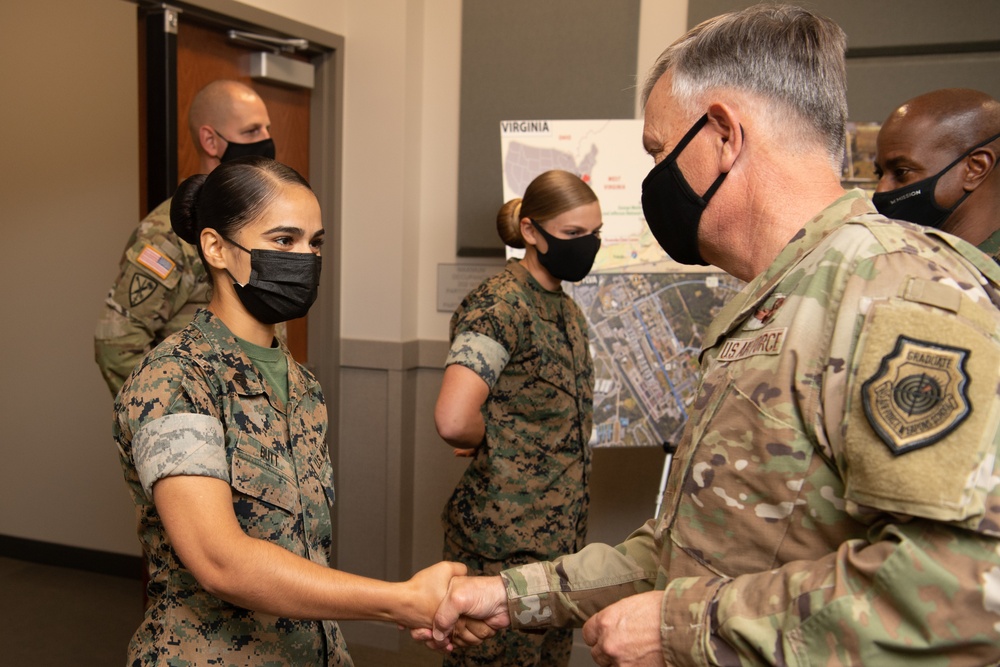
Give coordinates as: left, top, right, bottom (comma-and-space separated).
95, 80, 276, 395
874, 88, 1000, 260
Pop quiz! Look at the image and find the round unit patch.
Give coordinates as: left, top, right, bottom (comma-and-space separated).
861, 335, 971, 455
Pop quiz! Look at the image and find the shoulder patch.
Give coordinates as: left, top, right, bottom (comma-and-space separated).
129, 274, 158, 307
136, 244, 176, 280
861, 335, 971, 455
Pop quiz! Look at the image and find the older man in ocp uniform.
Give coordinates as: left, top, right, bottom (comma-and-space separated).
419, 6, 1000, 666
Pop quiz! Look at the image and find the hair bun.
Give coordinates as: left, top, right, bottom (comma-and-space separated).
170, 174, 208, 245
496, 197, 525, 248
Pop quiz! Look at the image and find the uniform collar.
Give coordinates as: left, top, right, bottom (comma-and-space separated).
191, 309, 317, 407
703, 190, 875, 352
507, 258, 567, 323
191, 309, 266, 396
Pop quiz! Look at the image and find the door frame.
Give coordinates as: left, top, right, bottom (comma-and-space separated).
131, 0, 345, 564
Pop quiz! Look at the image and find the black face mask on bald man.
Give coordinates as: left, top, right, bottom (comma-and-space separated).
873, 130, 1000, 229
213, 128, 277, 163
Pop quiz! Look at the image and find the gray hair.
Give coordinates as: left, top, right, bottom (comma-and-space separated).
641, 4, 848, 166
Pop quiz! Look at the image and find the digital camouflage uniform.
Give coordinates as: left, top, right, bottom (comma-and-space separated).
114, 308, 352, 666
443, 259, 594, 667
500, 191, 1000, 666
95, 198, 211, 396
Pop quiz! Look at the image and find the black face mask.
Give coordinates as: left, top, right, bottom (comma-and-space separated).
225, 238, 321, 324
530, 219, 601, 283
872, 130, 1000, 229
214, 129, 276, 163
641, 114, 731, 266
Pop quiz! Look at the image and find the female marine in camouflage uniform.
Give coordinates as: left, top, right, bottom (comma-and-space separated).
114, 156, 463, 666
435, 169, 601, 666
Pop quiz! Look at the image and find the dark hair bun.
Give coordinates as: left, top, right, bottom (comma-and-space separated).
170, 174, 208, 245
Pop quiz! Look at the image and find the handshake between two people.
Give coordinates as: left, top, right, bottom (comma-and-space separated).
404, 564, 666, 667
403, 566, 509, 651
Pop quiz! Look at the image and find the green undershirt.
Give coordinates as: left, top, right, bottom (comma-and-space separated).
236, 336, 289, 405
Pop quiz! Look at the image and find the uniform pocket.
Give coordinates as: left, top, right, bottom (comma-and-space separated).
230, 437, 299, 515
663, 363, 814, 576
535, 345, 578, 398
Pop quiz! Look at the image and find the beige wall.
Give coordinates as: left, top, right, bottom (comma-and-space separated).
238, 0, 464, 343
0, 0, 140, 555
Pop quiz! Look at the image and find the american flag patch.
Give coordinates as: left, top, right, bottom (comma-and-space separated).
137, 244, 175, 280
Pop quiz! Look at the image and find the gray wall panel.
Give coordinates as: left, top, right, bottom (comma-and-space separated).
457, 0, 642, 256
684, 1, 1000, 126
687, 0, 1000, 50
847, 52, 1000, 122
337, 367, 390, 579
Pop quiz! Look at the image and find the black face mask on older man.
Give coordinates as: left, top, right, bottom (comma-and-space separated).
641, 114, 731, 266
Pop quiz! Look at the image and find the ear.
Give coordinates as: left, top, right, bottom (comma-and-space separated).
199, 125, 221, 158
200, 228, 229, 271
961, 147, 996, 192
705, 102, 743, 173
519, 217, 540, 247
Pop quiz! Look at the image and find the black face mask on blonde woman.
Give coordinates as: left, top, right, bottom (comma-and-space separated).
530, 219, 601, 282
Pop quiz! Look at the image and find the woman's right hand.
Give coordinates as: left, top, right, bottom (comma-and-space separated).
398, 561, 469, 629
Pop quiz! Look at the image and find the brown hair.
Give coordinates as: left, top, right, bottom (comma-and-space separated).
170, 155, 312, 283
496, 169, 598, 248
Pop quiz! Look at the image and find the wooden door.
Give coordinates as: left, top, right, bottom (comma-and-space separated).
175, 17, 313, 361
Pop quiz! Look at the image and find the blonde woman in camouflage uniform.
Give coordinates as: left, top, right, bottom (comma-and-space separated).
114, 156, 464, 666
434, 169, 601, 666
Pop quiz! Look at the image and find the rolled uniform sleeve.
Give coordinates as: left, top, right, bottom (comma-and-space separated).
445, 331, 511, 389
446, 294, 522, 385
117, 352, 228, 501
133, 413, 227, 499
501, 518, 662, 629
